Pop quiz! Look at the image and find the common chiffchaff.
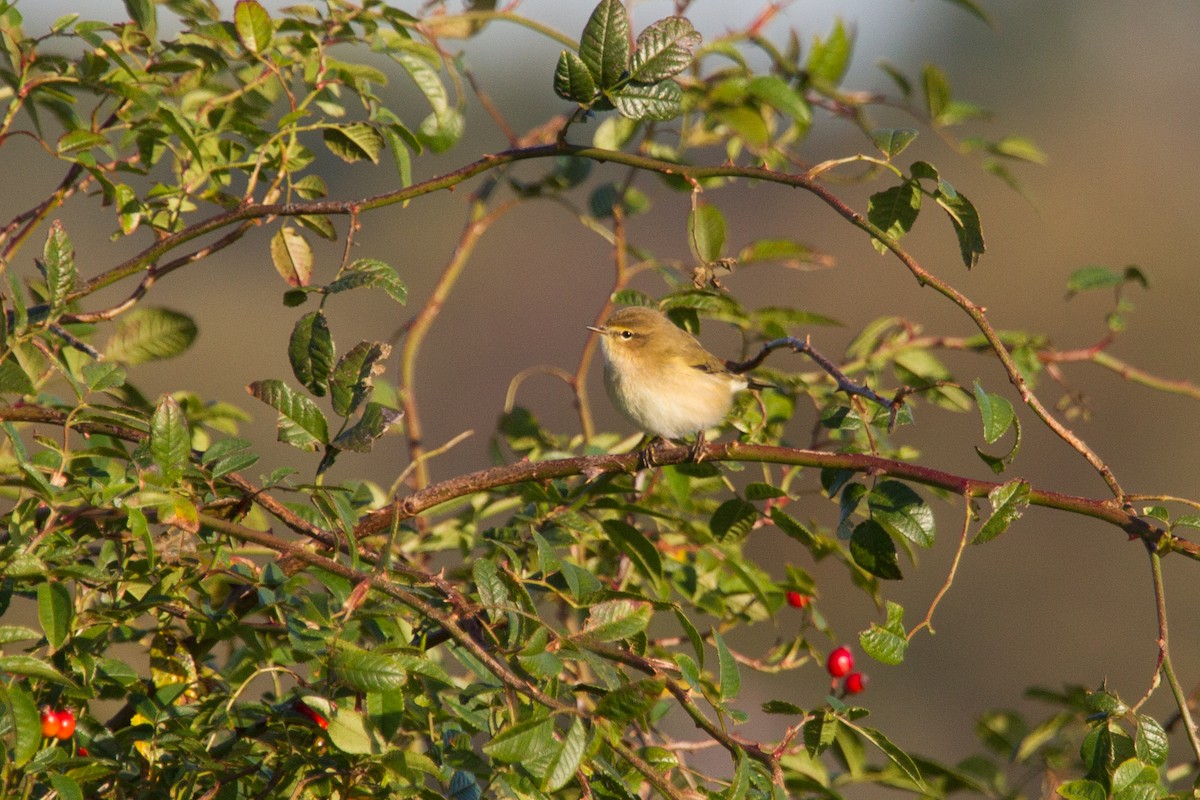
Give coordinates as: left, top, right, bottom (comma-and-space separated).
588, 306, 761, 449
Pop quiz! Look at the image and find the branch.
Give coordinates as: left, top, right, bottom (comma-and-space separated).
354, 441, 1197, 559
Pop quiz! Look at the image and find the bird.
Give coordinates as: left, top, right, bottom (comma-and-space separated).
588, 306, 766, 461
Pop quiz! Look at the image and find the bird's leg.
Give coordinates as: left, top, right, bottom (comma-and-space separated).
688, 429, 708, 463
636, 435, 664, 469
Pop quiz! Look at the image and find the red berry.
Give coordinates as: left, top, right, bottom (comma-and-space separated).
844, 672, 868, 695
55, 709, 76, 739
826, 646, 854, 678
77, 746, 89, 757
293, 699, 329, 730
785, 591, 810, 609
40, 708, 61, 738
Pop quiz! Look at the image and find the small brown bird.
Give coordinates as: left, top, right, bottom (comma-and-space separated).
588, 306, 764, 457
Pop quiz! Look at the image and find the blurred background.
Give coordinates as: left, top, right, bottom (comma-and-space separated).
10, 0, 1200, 783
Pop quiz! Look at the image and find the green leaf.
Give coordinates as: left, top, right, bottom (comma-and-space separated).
579, 0, 631, 89
330, 341, 391, 418
713, 628, 740, 702
609, 79, 683, 121
1134, 715, 1168, 767
746, 75, 812, 133
0, 359, 34, 395
629, 16, 700, 83
936, 0, 991, 25
48, 775, 84, 800
332, 403, 401, 453
544, 717, 588, 792
595, 678, 666, 722
1066, 265, 1124, 295
150, 394, 190, 484
41, 220, 76, 309
710, 496, 757, 541
578, 600, 652, 643
871, 128, 919, 158
105, 307, 197, 364
0, 682, 42, 766
868, 480, 935, 548
0, 655, 73, 685
288, 311, 335, 396
807, 19, 851, 87
270, 226, 313, 287
484, 716, 556, 764
867, 181, 921, 252
328, 258, 407, 304
803, 709, 838, 756
850, 520, 902, 580
323, 122, 384, 164
852, 724, 928, 790
859, 601, 907, 664
247, 379, 330, 451
602, 520, 663, 588
922, 64, 951, 122
973, 380, 1014, 444
37, 581, 72, 652
554, 50, 597, 104
974, 479, 1030, 544
324, 701, 385, 755
123, 0, 157, 40
688, 201, 726, 263
82, 361, 126, 391
934, 182, 985, 268
473, 558, 510, 612
233, 0, 272, 54
1056, 780, 1107, 800
330, 648, 407, 692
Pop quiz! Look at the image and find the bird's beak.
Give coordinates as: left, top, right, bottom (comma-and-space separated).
586, 325, 606, 334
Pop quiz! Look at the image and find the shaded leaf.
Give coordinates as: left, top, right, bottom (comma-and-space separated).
579, 0, 631, 89
850, 520, 902, 580
871, 128, 918, 158
332, 403, 401, 453
41, 220, 76, 309
630, 16, 700, 83
974, 480, 1030, 544
867, 181, 921, 253
270, 226, 313, 287
288, 311, 335, 396
554, 50, 596, 104
330, 648, 407, 692
973, 380, 1014, 444
868, 481, 935, 547
610, 79, 683, 121
544, 717, 588, 792
328, 258, 407, 304
330, 341, 391, 418
578, 599, 651, 643
484, 716, 556, 764
713, 628, 740, 702
247, 379, 329, 450
37, 581, 72, 652
595, 678, 665, 722
150, 394, 190, 484
859, 601, 907, 664
689, 201, 726, 263
323, 122, 384, 164
105, 307, 197, 364
934, 182, 985, 268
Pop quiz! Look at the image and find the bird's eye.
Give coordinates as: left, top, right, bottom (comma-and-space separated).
620, 330, 635, 340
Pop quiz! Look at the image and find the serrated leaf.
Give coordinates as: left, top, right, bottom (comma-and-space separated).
323, 122, 384, 164
869, 480, 935, 548
689, 201, 726, 263
762, 700, 804, 715
803, 709, 838, 756
934, 183, 985, 268
544, 717, 587, 792
234, 0, 272, 54
867, 182, 921, 252
595, 678, 665, 722
807, 19, 851, 87
330, 341, 391, 418
473, 558, 509, 613
579, 0, 630, 89
974, 380, 1014, 444
554, 50, 597, 104
630, 16, 700, 83
332, 403, 400, 453
713, 628, 740, 701
41, 220, 76, 309
150, 394, 190, 484
484, 716, 556, 764
710, 496, 757, 541
82, 361, 126, 391
105, 307, 197, 364
974, 480, 1030, 544
330, 648, 407, 692
871, 128, 919, 158
123, 0, 157, 39
850, 520, 902, 580
37, 581, 72, 652
859, 601, 907, 664
609, 79, 682, 121
578, 599, 651, 643
328, 258, 407, 304
247, 379, 329, 450
1134, 715, 1168, 767
288, 311, 335, 396
852, 724, 928, 790
270, 225, 313, 287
